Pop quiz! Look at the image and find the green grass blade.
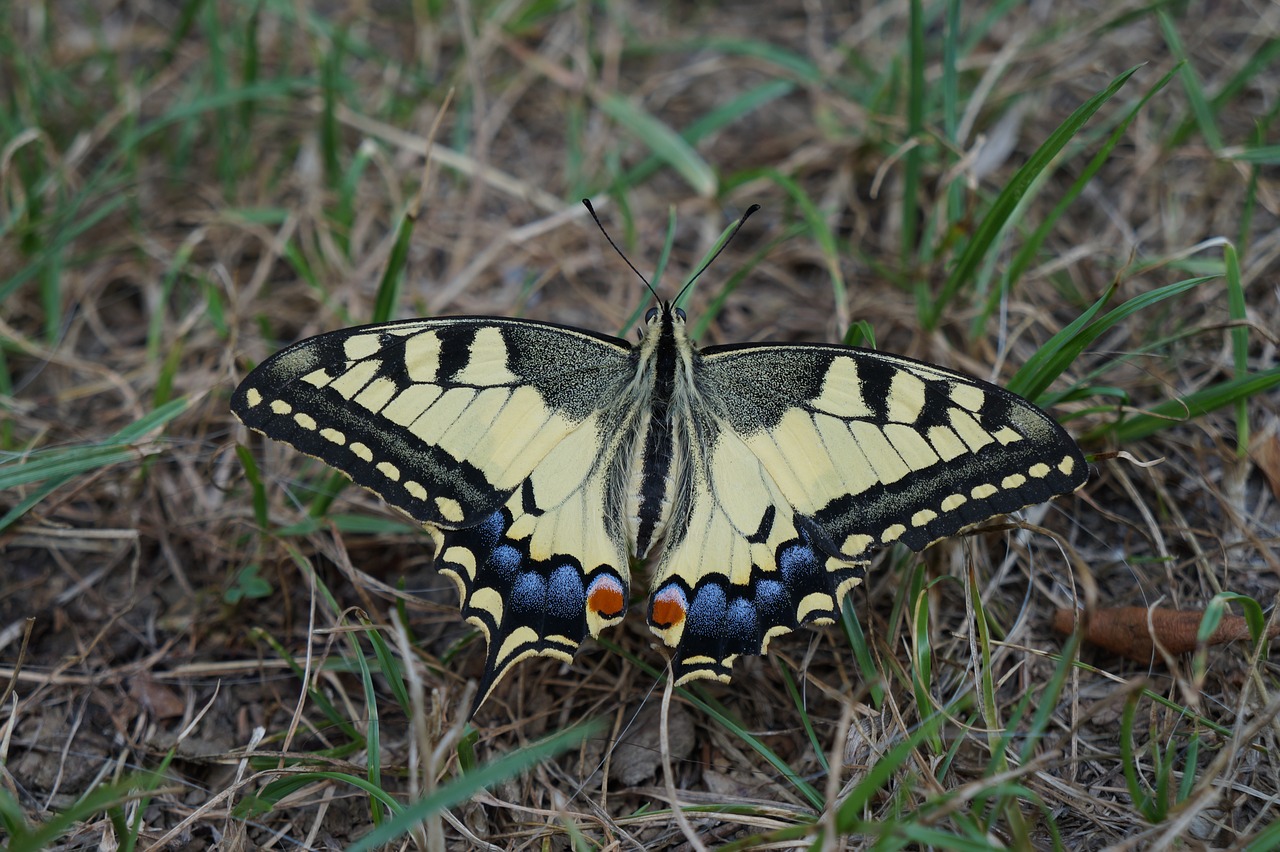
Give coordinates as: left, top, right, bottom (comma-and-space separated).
1242, 813, 1280, 851
241, 770, 405, 820
0, 188, 130, 314
832, 709, 946, 832
0, 398, 188, 531
1169, 36, 1280, 149
363, 618, 412, 717
754, 168, 846, 308
320, 28, 347, 185
238, 1, 263, 134
0, 771, 167, 852
372, 195, 419, 324
596, 637, 826, 809
1120, 688, 1161, 821
776, 661, 829, 775
680, 37, 823, 83
653, 206, 679, 302
200, 0, 233, 189
0, 444, 152, 490
840, 599, 884, 708
235, 444, 270, 528
909, 565, 939, 751
1205, 592, 1267, 643
924, 64, 1142, 329
1008, 276, 1217, 404
900, 824, 1016, 850
967, 567, 1000, 766
345, 614, 386, 825
597, 92, 717, 197
900, 0, 926, 265
995, 66, 1177, 320
1223, 243, 1248, 455
246, 634, 363, 746
1157, 10, 1222, 150
692, 224, 803, 341
941, 0, 963, 226
1092, 366, 1280, 444
1220, 144, 1280, 164
347, 721, 605, 852
1004, 281, 1114, 402
619, 79, 794, 190
1019, 631, 1082, 766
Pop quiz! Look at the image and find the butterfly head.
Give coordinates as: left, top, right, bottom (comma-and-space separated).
640, 302, 693, 350
644, 303, 687, 328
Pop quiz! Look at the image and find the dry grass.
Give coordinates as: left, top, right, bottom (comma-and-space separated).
2, 1, 1279, 849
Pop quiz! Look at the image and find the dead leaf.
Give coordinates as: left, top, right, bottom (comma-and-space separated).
1053, 606, 1280, 663
608, 703, 696, 786
1249, 426, 1280, 500
128, 674, 186, 720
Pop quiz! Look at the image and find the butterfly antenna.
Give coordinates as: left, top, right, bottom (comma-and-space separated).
674, 203, 760, 306
582, 198, 661, 304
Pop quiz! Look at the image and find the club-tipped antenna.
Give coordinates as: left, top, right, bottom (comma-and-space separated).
582, 199, 661, 304
673, 203, 760, 307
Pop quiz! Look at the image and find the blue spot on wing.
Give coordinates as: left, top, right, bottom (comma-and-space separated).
753, 578, 787, 626
677, 583, 762, 664
473, 510, 505, 547
687, 583, 727, 627
725, 598, 758, 644
509, 571, 547, 613
488, 544, 522, 580
779, 541, 821, 582
547, 563, 586, 621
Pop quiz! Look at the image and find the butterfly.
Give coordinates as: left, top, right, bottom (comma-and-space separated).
232, 207, 1087, 710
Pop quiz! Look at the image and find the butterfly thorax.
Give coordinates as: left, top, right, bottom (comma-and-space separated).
620, 303, 697, 560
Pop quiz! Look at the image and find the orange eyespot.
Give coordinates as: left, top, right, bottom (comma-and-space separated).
650, 587, 687, 628
587, 576, 625, 619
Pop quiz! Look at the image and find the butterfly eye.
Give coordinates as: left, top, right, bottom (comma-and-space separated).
674, 307, 687, 322
644, 307, 660, 323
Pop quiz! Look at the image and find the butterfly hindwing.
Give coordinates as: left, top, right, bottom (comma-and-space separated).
432, 484, 629, 707
647, 416, 866, 683
232, 317, 637, 702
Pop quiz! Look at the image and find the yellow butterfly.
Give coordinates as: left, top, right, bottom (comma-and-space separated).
233, 207, 1086, 708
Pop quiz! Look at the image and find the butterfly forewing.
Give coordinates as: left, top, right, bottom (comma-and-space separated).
697, 344, 1087, 554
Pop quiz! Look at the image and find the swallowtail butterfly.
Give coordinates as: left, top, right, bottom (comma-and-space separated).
232, 209, 1087, 709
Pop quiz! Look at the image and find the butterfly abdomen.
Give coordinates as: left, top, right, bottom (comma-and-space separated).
627, 306, 685, 558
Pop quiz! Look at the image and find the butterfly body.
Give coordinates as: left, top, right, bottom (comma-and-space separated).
233, 300, 1086, 707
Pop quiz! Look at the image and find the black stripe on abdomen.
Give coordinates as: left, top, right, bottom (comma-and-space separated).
633, 311, 678, 556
